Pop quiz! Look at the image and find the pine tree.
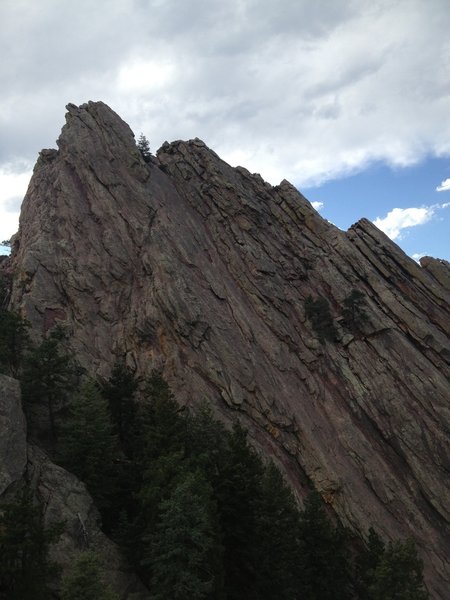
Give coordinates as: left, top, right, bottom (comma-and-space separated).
0, 487, 62, 600
0, 309, 30, 376
102, 360, 138, 455
124, 372, 187, 570
136, 370, 186, 464
185, 401, 228, 482
59, 380, 118, 519
21, 326, 74, 442
297, 491, 351, 600
0, 271, 10, 307
137, 133, 152, 163
369, 539, 428, 600
342, 289, 368, 331
254, 463, 301, 599
217, 423, 264, 600
145, 470, 224, 600
61, 551, 118, 600
304, 295, 337, 342
355, 527, 386, 597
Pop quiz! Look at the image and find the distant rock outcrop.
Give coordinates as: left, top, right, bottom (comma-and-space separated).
4, 101, 450, 598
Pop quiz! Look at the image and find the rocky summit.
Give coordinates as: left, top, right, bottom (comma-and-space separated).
2, 101, 450, 598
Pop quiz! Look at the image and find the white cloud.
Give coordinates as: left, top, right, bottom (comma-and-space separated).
311, 201, 324, 211
411, 252, 427, 263
0, 163, 32, 240
373, 207, 434, 240
117, 59, 175, 94
1, 1, 450, 240
0, 0, 450, 190
436, 178, 450, 192
373, 202, 450, 240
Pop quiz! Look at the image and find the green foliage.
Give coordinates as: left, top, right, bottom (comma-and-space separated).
59, 380, 118, 517
254, 463, 301, 599
137, 370, 186, 464
145, 470, 224, 600
137, 133, 152, 163
0, 487, 62, 600
355, 529, 428, 600
127, 372, 189, 569
297, 491, 351, 600
184, 401, 228, 482
21, 327, 74, 441
102, 361, 138, 454
304, 295, 337, 342
369, 539, 428, 600
343, 289, 368, 330
0, 271, 11, 307
217, 423, 263, 600
61, 551, 118, 600
50, 369, 429, 600
355, 527, 385, 596
0, 309, 30, 376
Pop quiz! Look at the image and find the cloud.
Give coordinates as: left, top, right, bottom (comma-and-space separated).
1, 0, 450, 189
436, 178, 450, 192
311, 201, 324, 211
1, 1, 450, 239
411, 252, 427, 263
373, 202, 450, 240
116, 59, 175, 94
0, 163, 32, 240
373, 207, 434, 240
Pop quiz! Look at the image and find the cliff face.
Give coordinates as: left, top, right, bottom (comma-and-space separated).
7, 101, 450, 598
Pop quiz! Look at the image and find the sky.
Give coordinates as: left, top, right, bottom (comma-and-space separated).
1, 0, 449, 261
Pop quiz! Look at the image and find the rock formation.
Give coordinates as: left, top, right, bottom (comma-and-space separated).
4, 101, 450, 598
0, 372, 147, 598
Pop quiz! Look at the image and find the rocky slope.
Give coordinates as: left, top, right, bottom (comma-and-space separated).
0, 373, 148, 598
5, 101, 450, 598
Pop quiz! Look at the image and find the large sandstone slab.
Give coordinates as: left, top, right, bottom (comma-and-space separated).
7, 101, 450, 599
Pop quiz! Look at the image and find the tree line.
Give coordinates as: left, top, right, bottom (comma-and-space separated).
0, 304, 429, 599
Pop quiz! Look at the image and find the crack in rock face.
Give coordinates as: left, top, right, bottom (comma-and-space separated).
4, 101, 450, 599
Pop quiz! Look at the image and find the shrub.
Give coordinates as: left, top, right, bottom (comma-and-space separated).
304, 295, 337, 342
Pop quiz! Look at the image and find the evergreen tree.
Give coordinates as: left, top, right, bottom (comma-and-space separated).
297, 491, 351, 600
0, 271, 10, 307
145, 470, 224, 600
136, 370, 186, 464
102, 360, 138, 455
342, 289, 368, 331
0, 487, 62, 600
61, 551, 118, 600
185, 401, 228, 482
217, 423, 264, 600
59, 380, 118, 521
355, 527, 386, 597
0, 309, 30, 376
369, 539, 428, 600
124, 372, 187, 570
254, 463, 301, 599
304, 295, 337, 342
137, 134, 152, 163
21, 326, 74, 442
